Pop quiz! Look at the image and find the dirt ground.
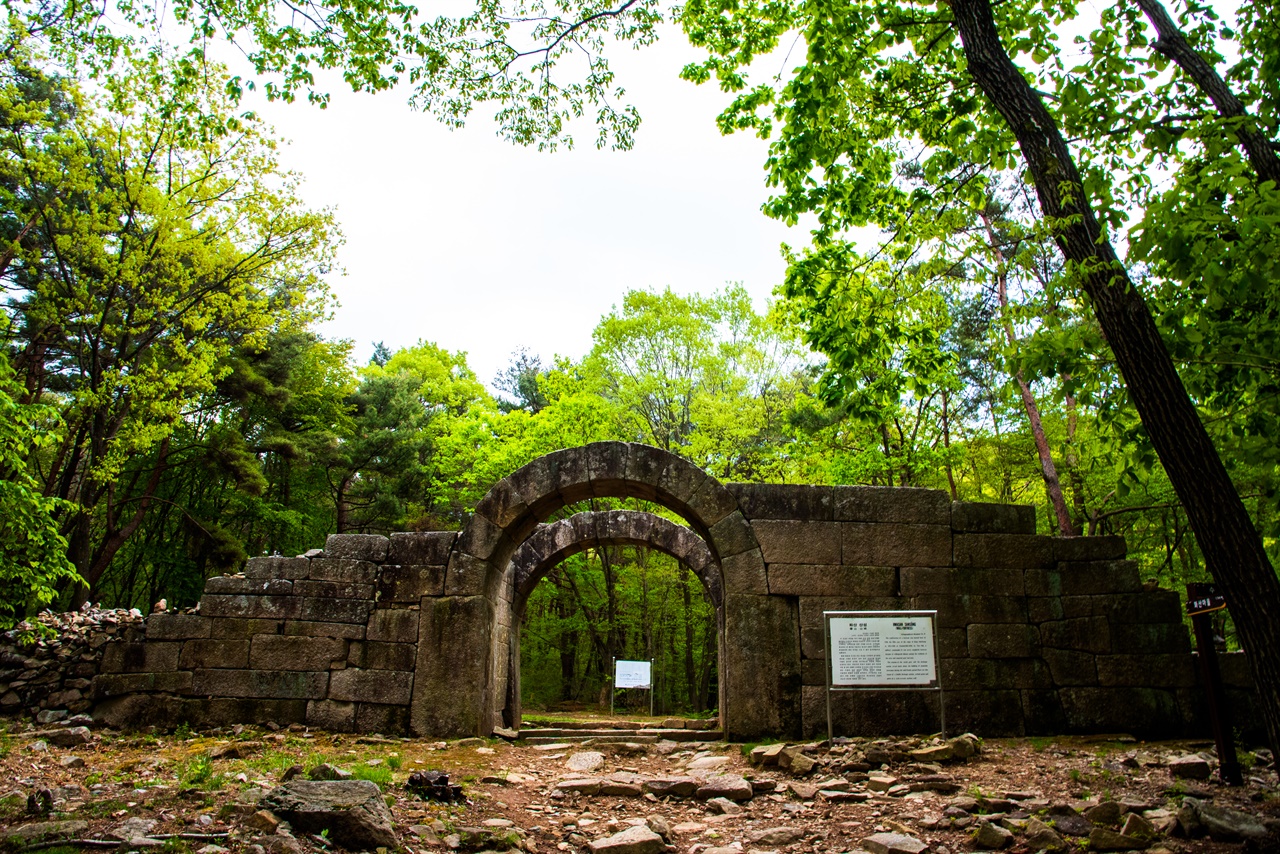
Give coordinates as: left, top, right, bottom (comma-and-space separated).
0, 715, 1277, 854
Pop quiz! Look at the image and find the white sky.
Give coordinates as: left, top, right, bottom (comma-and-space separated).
244, 30, 808, 387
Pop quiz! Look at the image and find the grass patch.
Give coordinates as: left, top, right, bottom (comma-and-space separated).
1027, 736, 1053, 752
351, 764, 393, 788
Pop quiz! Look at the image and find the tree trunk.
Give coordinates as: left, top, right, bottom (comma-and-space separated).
979, 210, 1077, 536
952, 0, 1280, 756
681, 569, 697, 710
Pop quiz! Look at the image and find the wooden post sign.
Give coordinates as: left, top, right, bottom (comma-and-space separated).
1184, 583, 1242, 785
823, 611, 945, 741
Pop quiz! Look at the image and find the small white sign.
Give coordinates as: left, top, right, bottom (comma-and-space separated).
828, 613, 937, 687
614, 659, 652, 689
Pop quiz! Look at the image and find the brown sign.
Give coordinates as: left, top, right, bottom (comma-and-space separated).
1186, 582, 1226, 616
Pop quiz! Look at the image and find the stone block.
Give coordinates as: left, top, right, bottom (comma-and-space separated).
284, 620, 366, 640
245, 556, 311, 580
474, 475, 531, 527
901, 567, 1022, 597
205, 576, 293, 595
1024, 569, 1061, 598
967, 624, 1037, 658
1098, 590, 1179, 624
835, 487, 951, 526
91, 671, 193, 697
798, 596, 903, 627
728, 484, 834, 521
802, 685, 940, 738
937, 627, 967, 658
1059, 687, 1182, 737
951, 502, 1036, 534
938, 689, 1026, 736
954, 534, 1053, 569
191, 669, 329, 700
724, 595, 801, 740
1096, 654, 1196, 688
355, 703, 411, 734
801, 658, 827, 686
101, 641, 180, 674
145, 614, 211, 640
455, 514, 504, 562
1027, 597, 1064, 623
1053, 536, 1127, 562
211, 618, 283, 638
445, 552, 491, 596
251, 636, 347, 671
347, 641, 416, 671
1040, 616, 1111, 653
308, 559, 380, 585
910, 594, 1027, 627
706, 511, 758, 559
377, 565, 446, 602
1110, 622, 1192, 655
1058, 561, 1141, 595
294, 580, 375, 600
1041, 648, 1097, 685
767, 564, 896, 597
842, 523, 952, 567
800, 627, 825, 659
329, 669, 413, 705
200, 595, 301, 620
686, 478, 739, 529
721, 549, 768, 595
1217, 652, 1255, 688
622, 442, 669, 499
179, 639, 250, 669
412, 596, 493, 737
941, 658, 1049, 691
307, 699, 356, 732
324, 533, 389, 562
388, 532, 457, 566
747, 522, 839, 568
299, 597, 373, 624
1020, 689, 1068, 734
367, 608, 419, 643
656, 457, 709, 514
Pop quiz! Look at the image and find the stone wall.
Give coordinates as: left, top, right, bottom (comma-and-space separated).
724, 484, 1250, 738
87, 532, 455, 734
0, 442, 1262, 740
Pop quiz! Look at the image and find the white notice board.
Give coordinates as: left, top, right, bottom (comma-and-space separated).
614, 659, 652, 689
826, 611, 938, 687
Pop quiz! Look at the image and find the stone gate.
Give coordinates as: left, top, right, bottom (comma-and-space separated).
65, 442, 1258, 739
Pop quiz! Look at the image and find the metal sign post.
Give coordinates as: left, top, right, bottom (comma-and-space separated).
824, 611, 944, 742
1185, 583, 1242, 786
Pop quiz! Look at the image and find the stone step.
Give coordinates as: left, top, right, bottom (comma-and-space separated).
521, 728, 723, 743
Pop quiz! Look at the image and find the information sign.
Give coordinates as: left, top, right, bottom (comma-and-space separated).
614, 659, 652, 690
823, 610, 944, 741
828, 613, 938, 687
1186, 582, 1227, 616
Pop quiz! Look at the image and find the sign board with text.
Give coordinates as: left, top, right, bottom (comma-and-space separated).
1185, 582, 1227, 617
823, 610, 944, 740
614, 659, 652, 690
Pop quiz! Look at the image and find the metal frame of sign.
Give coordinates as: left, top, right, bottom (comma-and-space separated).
823, 610, 945, 742
610, 657, 655, 717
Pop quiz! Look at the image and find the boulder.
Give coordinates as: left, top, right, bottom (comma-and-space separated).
567, 751, 606, 773
1167, 755, 1211, 780
973, 822, 1013, 849
695, 774, 753, 801
1190, 799, 1270, 842
586, 825, 665, 854
1085, 801, 1124, 826
1087, 828, 1149, 851
259, 780, 398, 850
748, 826, 804, 846
1046, 804, 1093, 836
644, 777, 698, 798
705, 797, 742, 816
46, 726, 92, 748
1025, 817, 1066, 851
861, 832, 928, 854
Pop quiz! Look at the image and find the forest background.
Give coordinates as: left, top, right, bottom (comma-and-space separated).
1, 0, 1278, 717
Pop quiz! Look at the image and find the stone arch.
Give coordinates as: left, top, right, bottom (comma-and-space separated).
410, 442, 795, 740
506, 510, 725, 727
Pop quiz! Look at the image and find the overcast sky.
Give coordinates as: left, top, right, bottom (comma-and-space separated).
246, 30, 808, 387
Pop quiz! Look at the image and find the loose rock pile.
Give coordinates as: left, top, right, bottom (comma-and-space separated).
0, 605, 149, 721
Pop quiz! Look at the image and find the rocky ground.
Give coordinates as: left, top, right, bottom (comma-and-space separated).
0, 715, 1277, 854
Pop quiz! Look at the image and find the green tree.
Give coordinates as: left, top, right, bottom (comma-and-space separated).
1, 49, 338, 601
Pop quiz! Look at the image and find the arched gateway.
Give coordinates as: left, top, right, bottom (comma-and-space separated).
410, 442, 801, 740
84, 440, 1238, 741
